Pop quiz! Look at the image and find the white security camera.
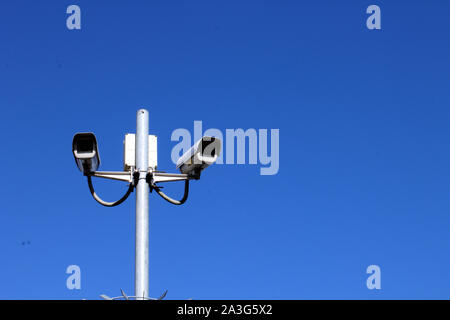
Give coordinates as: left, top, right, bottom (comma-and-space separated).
72, 132, 100, 175
176, 136, 221, 179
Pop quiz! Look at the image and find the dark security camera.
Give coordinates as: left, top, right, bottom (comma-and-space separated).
72, 132, 100, 175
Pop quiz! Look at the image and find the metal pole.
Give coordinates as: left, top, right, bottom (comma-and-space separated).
135, 109, 149, 299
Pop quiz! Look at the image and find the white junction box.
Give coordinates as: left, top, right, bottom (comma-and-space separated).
123, 134, 158, 171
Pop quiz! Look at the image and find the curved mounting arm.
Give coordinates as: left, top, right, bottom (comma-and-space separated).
87, 175, 134, 207
152, 180, 189, 205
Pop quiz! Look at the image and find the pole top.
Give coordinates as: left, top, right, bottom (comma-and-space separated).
137, 109, 148, 115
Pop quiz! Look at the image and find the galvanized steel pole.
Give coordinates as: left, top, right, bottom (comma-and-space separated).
135, 109, 149, 299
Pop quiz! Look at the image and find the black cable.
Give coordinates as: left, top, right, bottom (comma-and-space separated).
87, 175, 134, 207
153, 180, 189, 205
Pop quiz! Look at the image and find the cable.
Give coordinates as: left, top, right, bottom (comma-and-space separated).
87, 175, 134, 207
152, 180, 189, 205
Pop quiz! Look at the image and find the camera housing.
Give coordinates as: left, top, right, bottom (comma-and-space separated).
72, 132, 100, 175
176, 136, 221, 179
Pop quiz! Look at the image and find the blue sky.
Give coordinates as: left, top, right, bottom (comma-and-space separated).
0, 0, 449, 299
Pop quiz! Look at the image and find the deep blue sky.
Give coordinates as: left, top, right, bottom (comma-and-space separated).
0, 1, 449, 299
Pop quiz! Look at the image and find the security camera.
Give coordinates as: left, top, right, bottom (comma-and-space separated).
176, 136, 221, 179
72, 132, 100, 175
